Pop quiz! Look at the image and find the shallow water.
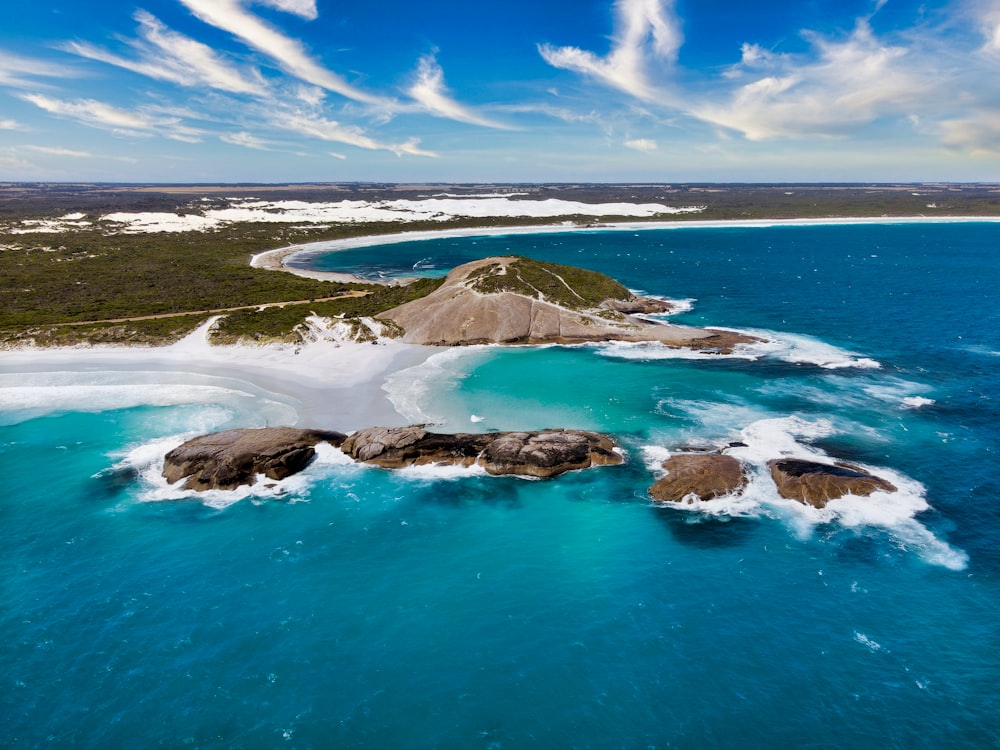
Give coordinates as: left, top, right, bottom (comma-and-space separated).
3, 223, 999, 748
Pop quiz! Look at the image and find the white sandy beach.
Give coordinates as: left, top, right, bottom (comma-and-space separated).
0, 318, 439, 431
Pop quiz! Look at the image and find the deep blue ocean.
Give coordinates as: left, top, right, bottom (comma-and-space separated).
3, 223, 999, 748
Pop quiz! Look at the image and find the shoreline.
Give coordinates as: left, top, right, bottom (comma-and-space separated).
250, 214, 1000, 282
0, 318, 441, 432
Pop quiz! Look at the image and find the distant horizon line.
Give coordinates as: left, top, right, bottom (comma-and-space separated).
4, 180, 1000, 188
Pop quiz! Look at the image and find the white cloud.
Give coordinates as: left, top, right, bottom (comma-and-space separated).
407, 53, 511, 129
177, 0, 391, 106
624, 137, 658, 151
24, 145, 94, 158
941, 110, 1000, 154
268, 108, 437, 156
538, 0, 682, 100
979, 2, 1000, 54
20, 93, 205, 142
694, 22, 925, 140
64, 11, 267, 96
254, 0, 318, 20
0, 52, 80, 89
220, 131, 273, 150
0, 118, 25, 130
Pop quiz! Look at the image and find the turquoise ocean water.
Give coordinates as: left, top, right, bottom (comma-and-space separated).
3, 223, 999, 748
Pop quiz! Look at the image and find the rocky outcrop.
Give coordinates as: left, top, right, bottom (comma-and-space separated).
378, 256, 758, 352
650, 454, 747, 503
767, 458, 897, 508
479, 430, 622, 478
162, 427, 346, 491
341, 426, 623, 478
340, 426, 492, 469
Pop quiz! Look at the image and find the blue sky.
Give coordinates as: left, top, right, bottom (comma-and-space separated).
1, 0, 998, 182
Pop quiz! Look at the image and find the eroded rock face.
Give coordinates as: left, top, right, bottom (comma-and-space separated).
341, 426, 623, 478
649, 453, 747, 503
768, 458, 897, 508
480, 430, 622, 478
340, 426, 492, 469
162, 427, 346, 491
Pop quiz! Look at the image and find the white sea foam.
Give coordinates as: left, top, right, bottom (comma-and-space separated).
900, 396, 936, 409
732, 328, 882, 369
593, 327, 879, 369
650, 415, 968, 570
0, 370, 297, 426
383, 347, 487, 425
854, 632, 884, 652
593, 339, 759, 362
394, 461, 488, 481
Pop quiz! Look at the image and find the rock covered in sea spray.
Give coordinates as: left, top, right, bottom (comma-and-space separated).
162, 427, 346, 491
767, 458, 897, 508
647, 448, 897, 508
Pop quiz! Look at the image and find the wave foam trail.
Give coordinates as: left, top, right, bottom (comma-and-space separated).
593, 328, 879, 369
383, 347, 486, 426
651, 416, 967, 569
732, 328, 882, 369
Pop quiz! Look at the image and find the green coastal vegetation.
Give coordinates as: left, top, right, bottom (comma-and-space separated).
468, 257, 631, 309
2, 182, 997, 347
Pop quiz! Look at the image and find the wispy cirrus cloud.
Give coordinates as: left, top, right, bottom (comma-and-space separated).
0, 52, 81, 89
538, 0, 682, 101
220, 131, 275, 150
268, 108, 437, 156
24, 145, 94, 157
407, 53, 512, 129
64, 10, 267, 96
19, 93, 205, 142
0, 118, 25, 130
176, 0, 392, 107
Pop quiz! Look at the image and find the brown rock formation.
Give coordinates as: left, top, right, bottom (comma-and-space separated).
162, 427, 346, 491
341, 425, 623, 478
768, 458, 897, 508
649, 453, 748, 503
340, 426, 492, 469
479, 430, 622, 478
